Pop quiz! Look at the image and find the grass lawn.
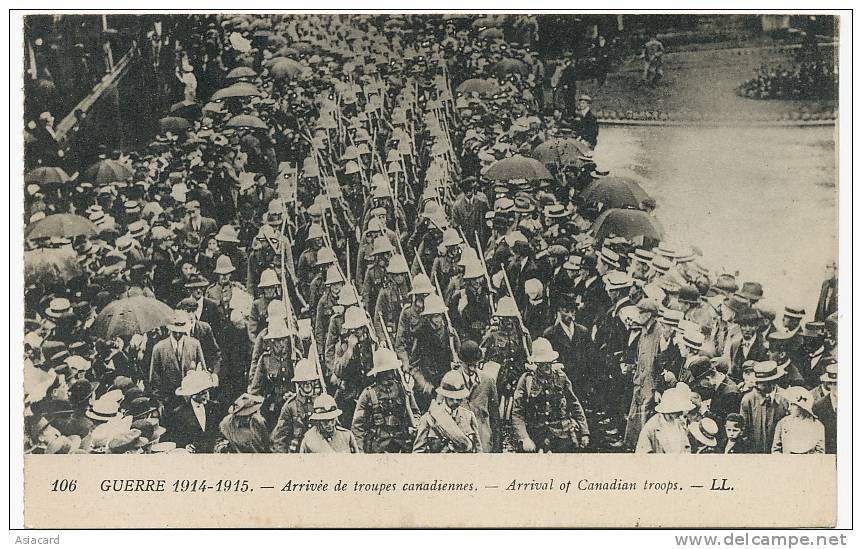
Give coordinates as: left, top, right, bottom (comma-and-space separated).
576, 45, 837, 121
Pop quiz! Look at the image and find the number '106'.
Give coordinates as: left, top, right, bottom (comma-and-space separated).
51, 479, 77, 492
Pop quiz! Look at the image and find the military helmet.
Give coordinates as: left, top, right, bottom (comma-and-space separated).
342, 306, 370, 331
292, 358, 319, 383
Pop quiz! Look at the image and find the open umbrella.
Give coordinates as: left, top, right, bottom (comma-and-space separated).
456, 78, 500, 96
24, 247, 83, 287
472, 16, 503, 29
26, 166, 70, 186
158, 116, 192, 133
92, 296, 175, 339
82, 159, 132, 185
591, 208, 664, 242
581, 176, 652, 210
275, 46, 299, 57
485, 154, 553, 181
170, 99, 202, 120
227, 114, 268, 130
532, 138, 592, 168
25, 213, 98, 240
490, 58, 530, 78
226, 66, 257, 80
479, 27, 504, 39
211, 82, 263, 101
270, 58, 308, 80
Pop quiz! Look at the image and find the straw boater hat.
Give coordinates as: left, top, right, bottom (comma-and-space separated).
167, 311, 189, 333
752, 360, 787, 383
603, 270, 633, 291
175, 370, 218, 397
368, 348, 402, 376
820, 361, 838, 384
309, 394, 342, 421
783, 304, 806, 319
85, 396, 123, 422
436, 370, 470, 400
45, 297, 72, 319
688, 417, 719, 447
529, 337, 559, 363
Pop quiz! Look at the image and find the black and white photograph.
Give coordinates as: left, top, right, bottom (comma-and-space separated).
10, 8, 851, 531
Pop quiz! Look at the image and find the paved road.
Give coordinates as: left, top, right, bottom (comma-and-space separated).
595, 124, 837, 313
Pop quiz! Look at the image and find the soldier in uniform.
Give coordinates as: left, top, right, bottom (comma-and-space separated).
374, 254, 411, 341
332, 306, 376, 425
484, 209, 514, 275
307, 247, 338, 310
313, 264, 345, 354
481, 296, 529, 414
246, 268, 281, 342
361, 235, 395, 319
270, 358, 324, 453
299, 394, 360, 453
409, 294, 461, 411
355, 217, 384, 287
448, 256, 493, 344
351, 348, 420, 453
296, 224, 325, 302
431, 228, 463, 294
413, 370, 483, 453
394, 273, 434, 370
205, 254, 250, 319
512, 338, 590, 453
248, 317, 295, 429
324, 283, 359, 368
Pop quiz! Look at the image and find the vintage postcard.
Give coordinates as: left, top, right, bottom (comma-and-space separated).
13, 10, 847, 529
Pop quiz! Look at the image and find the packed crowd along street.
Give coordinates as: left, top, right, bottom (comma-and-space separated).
23, 14, 838, 456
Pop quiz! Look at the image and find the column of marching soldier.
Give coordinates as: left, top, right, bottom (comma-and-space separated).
23, 14, 838, 455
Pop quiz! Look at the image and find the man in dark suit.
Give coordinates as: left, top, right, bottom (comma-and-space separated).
815, 262, 837, 321
148, 314, 209, 405
180, 200, 218, 241
177, 298, 222, 376
184, 275, 225, 339
543, 294, 591, 395
812, 364, 837, 454
164, 369, 221, 453
725, 308, 769, 381
450, 177, 489, 243
691, 358, 742, 435
572, 94, 599, 148
505, 239, 540, 312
